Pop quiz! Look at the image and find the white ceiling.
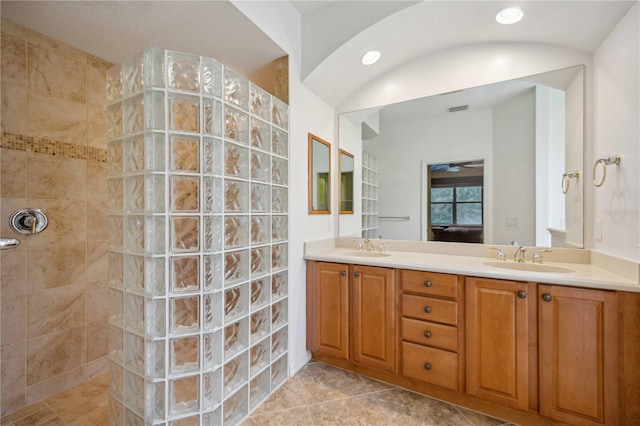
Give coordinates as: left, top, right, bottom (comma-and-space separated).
0, 1, 635, 109
0, 1, 286, 81
301, 1, 635, 107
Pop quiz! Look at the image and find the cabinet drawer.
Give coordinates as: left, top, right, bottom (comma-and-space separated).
402, 294, 458, 326
401, 317, 458, 352
402, 341, 458, 390
400, 270, 457, 299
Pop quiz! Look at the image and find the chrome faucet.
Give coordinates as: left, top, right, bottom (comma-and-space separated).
511, 241, 527, 263
363, 239, 375, 252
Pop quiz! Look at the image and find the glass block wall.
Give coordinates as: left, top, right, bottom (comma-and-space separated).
106, 48, 289, 425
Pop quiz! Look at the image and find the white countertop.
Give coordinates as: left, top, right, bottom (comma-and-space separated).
304, 245, 640, 293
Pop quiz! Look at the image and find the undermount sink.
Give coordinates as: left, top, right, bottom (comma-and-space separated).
339, 251, 392, 258
483, 261, 574, 274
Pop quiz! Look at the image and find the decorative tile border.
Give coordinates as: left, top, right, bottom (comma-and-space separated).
0, 132, 107, 162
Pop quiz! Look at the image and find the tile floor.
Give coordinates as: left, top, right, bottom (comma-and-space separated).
0, 361, 513, 425
243, 361, 513, 426
0, 374, 108, 426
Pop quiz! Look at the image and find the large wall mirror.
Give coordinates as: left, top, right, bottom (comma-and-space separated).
308, 133, 332, 214
339, 149, 354, 214
339, 66, 585, 248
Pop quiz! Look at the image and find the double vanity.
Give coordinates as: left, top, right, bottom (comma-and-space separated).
304, 238, 640, 426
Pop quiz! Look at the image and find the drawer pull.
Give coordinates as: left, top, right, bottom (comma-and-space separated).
542, 294, 552, 302
424, 331, 431, 338
340, 271, 346, 276
424, 362, 432, 370
518, 291, 526, 298
354, 272, 360, 277
424, 281, 432, 287
424, 306, 431, 313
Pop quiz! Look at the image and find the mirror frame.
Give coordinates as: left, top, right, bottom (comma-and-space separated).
339, 149, 355, 214
308, 133, 332, 214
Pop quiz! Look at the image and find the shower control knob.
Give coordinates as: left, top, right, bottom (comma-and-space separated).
9, 208, 48, 235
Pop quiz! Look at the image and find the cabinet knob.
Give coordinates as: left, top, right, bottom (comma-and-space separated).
542, 294, 552, 302
424, 331, 431, 338
518, 291, 527, 299
424, 281, 432, 287
424, 306, 431, 314
340, 271, 346, 276
354, 272, 360, 277
424, 362, 432, 370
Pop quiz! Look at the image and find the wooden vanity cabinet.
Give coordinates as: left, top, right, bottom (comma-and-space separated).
351, 265, 396, 372
538, 285, 619, 426
465, 277, 537, 411
306, 261, 397, 372
399, 270, 464, 391
306, 261, 350, 359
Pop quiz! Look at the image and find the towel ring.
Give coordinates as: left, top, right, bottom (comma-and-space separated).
593, 155, 621, 187
561, 171, 580, 195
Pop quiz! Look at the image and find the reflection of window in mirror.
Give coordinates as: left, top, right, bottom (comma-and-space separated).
308, 133, 331, 214
339, 149, 354, 214
427, 160, 484, 244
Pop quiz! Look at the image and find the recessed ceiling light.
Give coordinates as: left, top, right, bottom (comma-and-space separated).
361, 50, 381, 66
496, 7, 524, 25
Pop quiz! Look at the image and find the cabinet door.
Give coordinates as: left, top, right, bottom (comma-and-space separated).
539, 285, 618, 426
307, 261, 350, 359
351, 265, 396, 372
466, 277, 534, 410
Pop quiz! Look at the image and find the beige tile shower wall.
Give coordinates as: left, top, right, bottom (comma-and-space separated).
0, 19, 111, 416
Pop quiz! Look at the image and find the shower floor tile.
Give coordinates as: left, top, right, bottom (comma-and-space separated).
0, 373, 108, 426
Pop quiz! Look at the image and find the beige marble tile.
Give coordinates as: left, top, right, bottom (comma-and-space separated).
87, 202, 108, 241
26, 327, 85, 385
62, 401, 108, 426
1, 32, 26, 88
252, 375, 307, 415
87, 55, 112, 72
1, 19, 27, 40
25, 366, 84, 405
1, 149, 26, 198
44, 372, 108, 413
86, 280, 108, 321
86, 318, 108, 361
23, 199, 87, 247
85, 357, 108, 379
1, 295, 25, 346
87, 105, 107, 149
3, 402, 46, 423
86, 241, 108, 281
26, 153, 87, 200
11, 405, 56, 426
87, 65, 106, 107
292, 362, 393, 404
456, 406, 510, 426
1, 391, 26, 418
1, 341, 26, 395
27, 44, 86, 104
27, 284, 85, 338
26, 243, 86, 291
242, 406, 313, 426
26, 30, 86, 64
87, 161, 107, 203
1, 83, 28, 135
27, 92, 87, 146
1, 245, 27, 299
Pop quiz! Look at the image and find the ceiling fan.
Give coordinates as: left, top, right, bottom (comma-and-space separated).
430, 160, 483, 173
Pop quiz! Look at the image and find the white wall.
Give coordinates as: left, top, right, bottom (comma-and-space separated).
231, 1, 336, 373
493, 89, 536, 246
592, 3, 640, 261
366, 108, 493, 241
565, 72, 585, 248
